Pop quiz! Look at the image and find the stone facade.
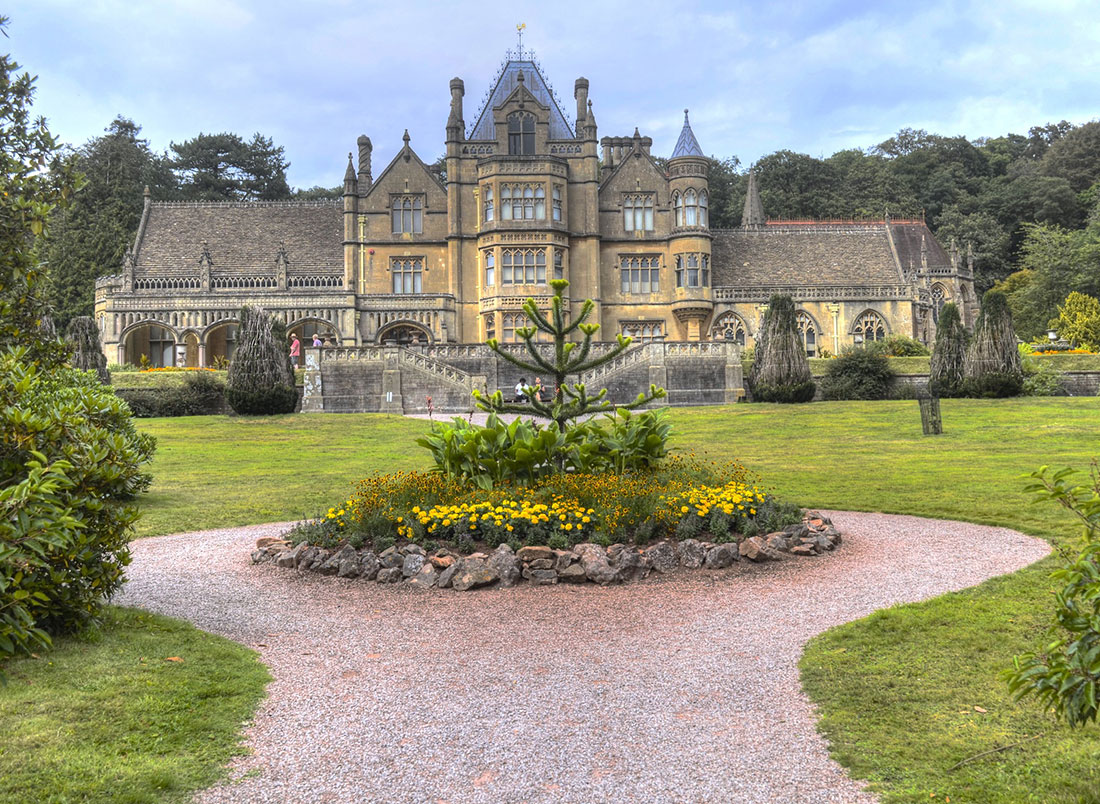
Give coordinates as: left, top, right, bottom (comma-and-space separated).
94, 45, 975, 408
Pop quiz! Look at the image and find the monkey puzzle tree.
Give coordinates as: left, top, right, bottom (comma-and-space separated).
929, 302, 968, 397
749, 294, 815, 403
963, 289, 1023, 397
474, 279, 665, 432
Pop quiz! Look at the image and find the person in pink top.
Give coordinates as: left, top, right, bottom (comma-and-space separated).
289, 334, 301, 367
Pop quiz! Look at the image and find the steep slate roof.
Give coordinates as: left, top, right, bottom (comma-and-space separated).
133, 201, 343, 276
889, 221, 952, 271
468, 59, 574, 141
670, 110, 704, 158
711, 224, 907, 286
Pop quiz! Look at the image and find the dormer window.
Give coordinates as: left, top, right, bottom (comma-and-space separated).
391, 196, 423, 234
508, 112, 535, 155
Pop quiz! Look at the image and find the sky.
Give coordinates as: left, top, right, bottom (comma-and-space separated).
7, 0, 1099, 191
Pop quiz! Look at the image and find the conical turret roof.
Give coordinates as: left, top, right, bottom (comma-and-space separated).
671, 109, 704, 158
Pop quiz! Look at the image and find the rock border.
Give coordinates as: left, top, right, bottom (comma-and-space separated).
251, 513, 842, 590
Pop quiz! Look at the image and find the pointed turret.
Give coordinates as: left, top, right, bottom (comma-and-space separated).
671, 109, 704, 159
742, 171, 766, 229
343, 152, 356, 191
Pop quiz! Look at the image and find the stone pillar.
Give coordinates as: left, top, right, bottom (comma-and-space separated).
827, 303, 840, 355
723, 344, 745, 404
380, 345, 404, 413
198, 343, 206, 368
300, 348, 324, 412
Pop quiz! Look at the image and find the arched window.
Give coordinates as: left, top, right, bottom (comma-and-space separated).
684, 189, 697, 227
552, 185, 563, 221
853, 310, 887, 343
391, 257, 423, 294
621, 321, 664, 343
484, 313, 495, 341
534, 186, 546, 220
553, 249, 564, 279
501, 248, 548, 285
508, 112, 535, 155
391, 195, 423, 233
673, 192, 683, 227
484, 251, 495, 287
483, 186, 494, 222
931, 284, 947, 322
501, 185, 513, 220
796, 312, 818, 356
675, 253, 709, 288
711, 312, 746, 345
623, 194, 655, 231
699, 191, 709, 228
620, 256, 660, 294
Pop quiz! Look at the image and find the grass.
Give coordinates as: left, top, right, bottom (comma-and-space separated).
0, 607, 270, 804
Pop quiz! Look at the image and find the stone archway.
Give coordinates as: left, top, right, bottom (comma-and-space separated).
122, 323, 177, 368
377, 321, 431, 345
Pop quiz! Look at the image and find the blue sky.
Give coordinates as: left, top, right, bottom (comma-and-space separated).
8, 0, 1098, 190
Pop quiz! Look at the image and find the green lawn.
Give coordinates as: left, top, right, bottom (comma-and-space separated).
11, 398, 1100, 803
0, 608, 269, 804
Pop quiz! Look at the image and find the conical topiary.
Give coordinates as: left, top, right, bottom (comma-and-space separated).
929, 302, 967, 398
963, 290, 1023, 398
749, 294, 815, 403
225, 305, 297, 414
66, 315, 110, 383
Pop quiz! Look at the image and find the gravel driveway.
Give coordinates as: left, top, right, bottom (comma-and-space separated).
118, 512, 1049, 804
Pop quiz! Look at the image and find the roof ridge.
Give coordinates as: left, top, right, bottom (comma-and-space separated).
152, 200, 343, 208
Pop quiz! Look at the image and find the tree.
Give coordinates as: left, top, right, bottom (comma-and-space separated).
753, 150, 839, 220
1041, 121, 1100, 193
171, 132, 291, 201
705, 155, 742, 229
749, 295, 815, 403
66, 316, 109, 383
225, 306, 297, 414
474, 279, 664, 433
46, 117, 175, 328
1053, 291, 1100, 351
293, 185, 342, 200
963, 290, 1023, 397
929, 302, 968, 397
0, 20, 154, 673
1013, 221, 1100, 340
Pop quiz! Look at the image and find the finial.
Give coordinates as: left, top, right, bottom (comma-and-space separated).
517, 69, 525, 85
633, 127, 640, 138
684, 109, 690, 124
516, 22, 526, 57
143, 185, 150, 198
403, 130, 411, 145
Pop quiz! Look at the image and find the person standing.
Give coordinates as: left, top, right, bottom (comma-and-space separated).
514, 377, 527, 403
312, 333, 323, 348
289, 334, 301, 367
533, 376, 544, 403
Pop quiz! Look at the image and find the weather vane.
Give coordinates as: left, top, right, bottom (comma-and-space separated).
516, 22, 526, 58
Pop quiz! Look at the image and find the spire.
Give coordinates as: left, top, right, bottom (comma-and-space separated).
742, 171, 766, 228
344, 153, 355, 182
671, 108, 704, 159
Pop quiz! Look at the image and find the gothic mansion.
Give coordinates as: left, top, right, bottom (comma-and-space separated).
94, 47, 975, 369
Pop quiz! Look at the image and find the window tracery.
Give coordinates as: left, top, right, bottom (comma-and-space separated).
552, 185, 563, 222
391, 196, 423, 234
484, 251, 495, 287
499, 183, 546, 220
501, 248, 547, 284
675, 253, 709, 288
620, 255, 660, 294
621, 321, 664, 343
483, 186, 494, 222
390, 257, 423, 293
623, 194, 655, 231
853, 310, 887, 342
711, 312, 746, 345
507, 112, 535, 155
797, 312, 818, 356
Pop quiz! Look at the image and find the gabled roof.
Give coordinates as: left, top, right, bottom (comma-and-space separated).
468, 59, 574, 141
670, 109, 704, 159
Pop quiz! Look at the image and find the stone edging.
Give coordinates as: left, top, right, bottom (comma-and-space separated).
250, 513, 842, 590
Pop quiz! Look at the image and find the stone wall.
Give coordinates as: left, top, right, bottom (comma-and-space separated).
302, 342, 744, 413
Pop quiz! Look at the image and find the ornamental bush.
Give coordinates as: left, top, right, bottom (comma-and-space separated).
66, 316, 110, 383
963, 290, 1023, 398
1007, 462, 1100, 726
115, 371, 226, 417
819, 348, 897, 400
866, 333, 930, 357
749, 295, 815, 403
225, 305, 298, 415
1, 349, 156, 668
929, 302, 968, 398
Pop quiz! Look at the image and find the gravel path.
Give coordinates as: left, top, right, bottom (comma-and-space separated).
118, 513, 1049, 804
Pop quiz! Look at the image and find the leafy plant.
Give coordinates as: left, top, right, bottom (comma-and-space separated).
1006, 462, 1100, 726
866, 333, 931, 357
1053, 291, 1100, 351
820, 347, 897, 400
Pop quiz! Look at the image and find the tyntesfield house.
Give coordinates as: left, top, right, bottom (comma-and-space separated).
94, 43, 975, 409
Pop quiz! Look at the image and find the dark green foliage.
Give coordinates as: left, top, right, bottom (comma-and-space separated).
1, 352, 156, 670
225, 306, 297, 415
749, 295, 815, 403
45, 117, 176, 328
65, 316, 109, 383
963, 290, 1023, 398
114, 371, 225, 417
929, 302, 968, 397
866, 333, 930, 357
474, 279, 665, 434
170, 132, 291, 201
820, 348, 897, 400
1007, 463, 1100, 726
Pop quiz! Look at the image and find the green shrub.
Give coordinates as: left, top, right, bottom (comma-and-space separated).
114, 371, 226, 417
963, 371, 1025, 398
225, 306, 297, 415
752, 381, 817, 403
964, 290, 1023, 398
1, 349, 156, 671
1022, 353, 1065, 396
930, 303, 968, 398
866, 334, 930, 357
1007, 463, 1100, 726
820, 348, 897, 400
